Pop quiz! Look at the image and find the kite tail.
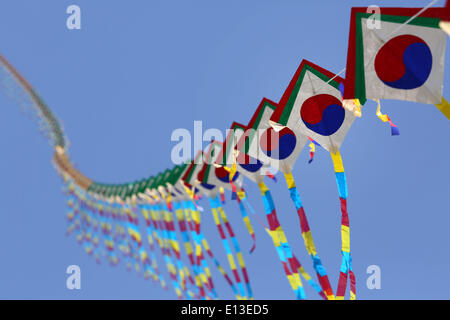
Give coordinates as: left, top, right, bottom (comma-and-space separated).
182, 201, 218, 299
150, 204, 185, 299
257, 181, 306, 300
103, 207, 121, 266
235, 191, 256, 254
308, 138, 316, 163
229, 162, 256, 254
209, 196, 249, 300
123, 206, 142, 275
126, 229, 141, 274
91, 217, 104, 264
112, 218, 127, 267
98, 211, 118, 267
101, 207, 119, 267
173, 201, 208, 300
375, 99, 399, 136
283, 171, 335, 300
79, 203, 95, 257
65, 206, 80, 237
160, 202, 198, 299
110, 207, 128, 267
137, 245, 157, 282
167, 208, 199, 299
147, 232, 168, 290
217, 202, 253, 300
159, 204, 187, 291
114, 216, 131, 270
331, 150, 356, 300
219, 187, 226, 204
186, 200, 239, 299
139, 205, 167, 288
291, 256, 327, 300
64, 185, 79, 237
143, 207, 171, 290
91, 208, 105, 265
434, 97, 450, 120
265, 171, 277, 182
117, 207, 135, 272
126, 207, 161, 283
69, 197, 87, 248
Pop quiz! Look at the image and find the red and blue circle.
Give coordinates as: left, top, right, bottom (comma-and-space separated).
260, 127, 296, 160
300, 94, 345, 136
374, 34, 432, 90
215, 166, 239, 184
200, 182, 215, 190
237, 153, 263, 173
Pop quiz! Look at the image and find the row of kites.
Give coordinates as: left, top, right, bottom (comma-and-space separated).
1, 3, 450, 300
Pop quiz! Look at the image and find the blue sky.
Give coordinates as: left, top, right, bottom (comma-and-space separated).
0, 0, 449, 299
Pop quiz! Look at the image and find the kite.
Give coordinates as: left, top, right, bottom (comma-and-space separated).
270, 59, 356, 299
343, 4, 450, 120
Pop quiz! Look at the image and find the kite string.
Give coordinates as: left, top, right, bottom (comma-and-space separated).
388, 0, 441, 39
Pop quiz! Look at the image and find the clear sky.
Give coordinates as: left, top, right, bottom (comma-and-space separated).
0, 0, 449, 299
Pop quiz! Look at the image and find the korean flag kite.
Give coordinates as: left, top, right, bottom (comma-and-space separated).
344, 5, 450, 119
271, 59, 355, 154
242, 98, 307, 174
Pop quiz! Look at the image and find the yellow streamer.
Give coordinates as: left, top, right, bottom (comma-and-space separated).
435, 97, 450, 120
331, 150, 344, 173
375, 99, 390, 123
283, 171, 296, 189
